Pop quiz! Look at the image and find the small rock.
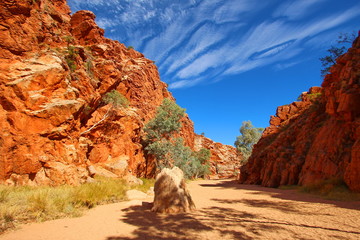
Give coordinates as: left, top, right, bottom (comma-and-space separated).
125, 175, 143, 185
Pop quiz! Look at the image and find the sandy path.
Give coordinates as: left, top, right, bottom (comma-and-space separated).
1, 180, 360, 240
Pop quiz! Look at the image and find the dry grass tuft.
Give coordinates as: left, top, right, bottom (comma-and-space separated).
0, 177, 154, 234
300, 178, 360, 201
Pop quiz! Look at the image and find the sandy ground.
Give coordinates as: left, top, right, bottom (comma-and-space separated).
1, 179, 360, 240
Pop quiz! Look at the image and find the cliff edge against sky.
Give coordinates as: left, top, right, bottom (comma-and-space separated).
240, 32, 360, 192
0, 0, 240, 185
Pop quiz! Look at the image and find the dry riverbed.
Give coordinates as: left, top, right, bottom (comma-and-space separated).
1, 179, 360, 240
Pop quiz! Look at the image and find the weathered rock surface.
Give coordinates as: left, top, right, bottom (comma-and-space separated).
194, 134, 241, 179
152, 167, 195, 213
0, 0, 195, 185
0, 0, 235, 186
239, 33, 360, 192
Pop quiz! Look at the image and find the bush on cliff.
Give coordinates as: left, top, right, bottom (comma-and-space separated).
143, 98, 210, 178
81, 90, 128, 135
320, 32, 356, 77
101, 90, 129, 108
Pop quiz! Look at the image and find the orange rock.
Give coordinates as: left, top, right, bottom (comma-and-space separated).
239, 33, 360, 192
194, 134, 242, 179
0, 0, 232, 186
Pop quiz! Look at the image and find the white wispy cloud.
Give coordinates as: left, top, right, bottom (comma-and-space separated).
67, 0, 360, 89
176, 47, 227, 79
273, 0, 325, 20
163, 22, 240, 76
69, 0, 122, 11
170, 4, 360, 83
295, 6, 360, 39
96, 17, 118, 29
275, 60, 304, 71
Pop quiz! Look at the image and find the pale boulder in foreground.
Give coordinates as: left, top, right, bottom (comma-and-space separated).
152, 167, 196, 213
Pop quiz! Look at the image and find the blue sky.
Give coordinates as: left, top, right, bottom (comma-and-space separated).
67, 0, 360, 146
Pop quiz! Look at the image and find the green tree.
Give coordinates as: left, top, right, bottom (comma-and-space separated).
320, 32, 356, 77
143, 98, 185, 143
143, 99, 211, 178
191, 148, 211, 178
235, 121, 263, 164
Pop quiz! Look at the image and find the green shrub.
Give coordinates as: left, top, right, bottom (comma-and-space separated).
235, 120, 263, 164
144, 98, 185, 142
101, 90, 129, 108
65, 45, 78, 72
65, 58, 77, 72
85, 59, 94, 77
143, 99, 211, 178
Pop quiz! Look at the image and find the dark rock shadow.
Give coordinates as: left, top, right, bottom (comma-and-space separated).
200, 180, 360, 211
198, 206, 360, 237
211, 198, 331, 216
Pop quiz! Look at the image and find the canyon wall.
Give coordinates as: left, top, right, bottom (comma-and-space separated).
194, 134, 241, 179
239, 33, 360, 192
0, 0, 239, 186
0, 0, 198, 185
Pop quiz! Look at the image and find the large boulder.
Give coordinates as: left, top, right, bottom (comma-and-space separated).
152, 167, 195, 213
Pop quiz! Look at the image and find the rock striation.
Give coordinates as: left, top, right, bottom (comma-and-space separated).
194, 134, 241, 179
239, 32, 360, 192
0, 0, 184, 185
0, 0, 235, 186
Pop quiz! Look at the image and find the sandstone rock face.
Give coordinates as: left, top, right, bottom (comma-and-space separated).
0, 0, 196, 185
0, 0, 238, 186
152, 167, 195, 213
194, 134, 242, 179
239, 33, 360, 192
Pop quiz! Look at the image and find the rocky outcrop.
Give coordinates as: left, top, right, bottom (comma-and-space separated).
194, 134, 241, 179
152, 167, 195, 213
239, 33, 360, 192
0, 0, 197, 185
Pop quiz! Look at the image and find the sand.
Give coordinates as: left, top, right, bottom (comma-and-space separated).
1, 179, 360, 240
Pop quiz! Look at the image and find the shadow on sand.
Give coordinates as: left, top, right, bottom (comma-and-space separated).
200, 180, 360, 211
106, 180, 360, 239
106, 203, 270, 240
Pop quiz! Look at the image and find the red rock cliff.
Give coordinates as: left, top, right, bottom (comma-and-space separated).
0, 0, 199, 185
239, 33, 360, 192
194, 134, 242, 179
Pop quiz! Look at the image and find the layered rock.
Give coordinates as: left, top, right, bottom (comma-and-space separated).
0, 0, 197, 185
194, 134, 242, 179
239, 33, 360, 192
